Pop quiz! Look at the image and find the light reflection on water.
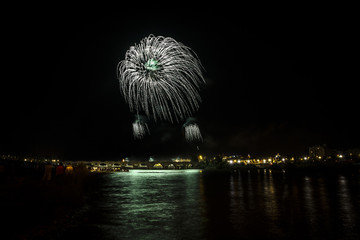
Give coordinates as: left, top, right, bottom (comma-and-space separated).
61, 169, 360, 240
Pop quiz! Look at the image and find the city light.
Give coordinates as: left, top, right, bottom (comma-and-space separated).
2, 144, 358, 173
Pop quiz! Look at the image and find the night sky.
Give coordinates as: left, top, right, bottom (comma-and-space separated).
1, 5, 358, 160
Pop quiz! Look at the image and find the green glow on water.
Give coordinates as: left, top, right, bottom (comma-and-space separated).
123, 169, 201, 175
144, 58, 159, 71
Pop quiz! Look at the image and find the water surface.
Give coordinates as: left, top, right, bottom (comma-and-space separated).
60, 169, 360, 239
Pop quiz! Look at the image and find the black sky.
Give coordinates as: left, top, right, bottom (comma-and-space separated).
1, 5, 358, 160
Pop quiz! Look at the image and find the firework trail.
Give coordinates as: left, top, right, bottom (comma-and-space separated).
118, 35, 205, 123
184, 123, 203, 142
132, 120, 149, 139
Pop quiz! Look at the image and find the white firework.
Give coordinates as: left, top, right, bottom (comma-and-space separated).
118, 35, 205, 123
184, 123, 203, 142
132, 121, 149, 139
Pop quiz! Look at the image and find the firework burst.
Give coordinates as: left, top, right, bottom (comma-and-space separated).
184, 123, 203, 142
132, 120, 149, 139
118, 35, 205, 123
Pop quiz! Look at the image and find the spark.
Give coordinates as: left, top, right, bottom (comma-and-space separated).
184, 123, 203, 142
132, 121, 149, 139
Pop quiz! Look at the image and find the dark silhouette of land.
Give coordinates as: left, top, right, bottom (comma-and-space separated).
0, 160, 93, 239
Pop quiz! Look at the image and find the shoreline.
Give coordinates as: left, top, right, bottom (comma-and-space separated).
0, 166, 94, 239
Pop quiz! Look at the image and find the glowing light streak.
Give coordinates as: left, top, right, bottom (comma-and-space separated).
184, 123, 202, 142
132, 121, 149, 139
